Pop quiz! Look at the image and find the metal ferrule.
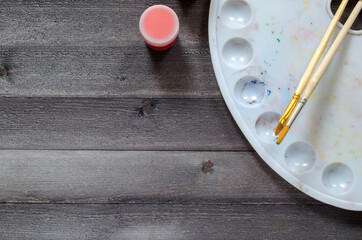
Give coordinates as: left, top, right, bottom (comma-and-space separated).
279, 94, 300, 126
285, 98, 307, 127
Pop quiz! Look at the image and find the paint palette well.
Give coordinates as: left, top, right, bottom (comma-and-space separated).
209, 0, 362, 210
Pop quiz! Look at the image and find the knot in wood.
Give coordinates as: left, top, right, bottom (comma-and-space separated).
138, 100, 156, 117
1, 66, 7, 77
202, 160, 214, 174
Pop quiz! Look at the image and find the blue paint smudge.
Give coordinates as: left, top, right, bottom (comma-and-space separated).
241, 82, 248, 91
267, 90, 271, 96
277, 38, 280, 43
240, 80, 268, 105
250, 80, 266, 86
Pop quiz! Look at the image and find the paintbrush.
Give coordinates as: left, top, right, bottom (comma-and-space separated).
276, 0, 362, 144
274, 0, 350, 136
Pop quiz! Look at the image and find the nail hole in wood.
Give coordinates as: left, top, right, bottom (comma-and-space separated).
202, 160, 214, 174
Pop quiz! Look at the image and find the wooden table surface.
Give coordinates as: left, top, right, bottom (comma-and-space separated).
0, 0, 361, 239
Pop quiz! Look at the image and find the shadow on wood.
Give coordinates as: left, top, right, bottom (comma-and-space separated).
147, 38, 192, 93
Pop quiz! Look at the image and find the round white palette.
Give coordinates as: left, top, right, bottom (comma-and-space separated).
209, 0, 362, 210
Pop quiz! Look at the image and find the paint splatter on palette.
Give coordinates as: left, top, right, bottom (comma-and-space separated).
209, 0, 361, 210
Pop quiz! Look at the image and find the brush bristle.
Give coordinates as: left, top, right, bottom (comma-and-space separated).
276, 126, 290, 145
274, 122, 284, 136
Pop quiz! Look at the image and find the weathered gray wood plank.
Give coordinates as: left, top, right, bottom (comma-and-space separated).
0, 0, 215, 98
1, 0, 199, 8
0, 46, 217, 98
0, 97, 252, 151
0, 150, 315, 204
0, 204, 361, 240
0, 0, 209, 46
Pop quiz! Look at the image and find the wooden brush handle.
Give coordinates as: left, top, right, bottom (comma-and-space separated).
295, 0, 349, 95
302, 0, 362, 100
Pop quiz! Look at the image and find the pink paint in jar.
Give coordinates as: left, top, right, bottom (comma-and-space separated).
139, 5, 179, 51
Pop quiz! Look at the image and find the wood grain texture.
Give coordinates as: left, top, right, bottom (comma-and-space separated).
0, 0, 209, 47
0, 0, 216, 98
0, 0, 359, 238
0, 150, 315, 204
0, 97, 251, 151
0, 46, 218, 98
0, 204, 361, 240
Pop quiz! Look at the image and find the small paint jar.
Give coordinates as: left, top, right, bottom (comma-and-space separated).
139, 5, 179, 51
